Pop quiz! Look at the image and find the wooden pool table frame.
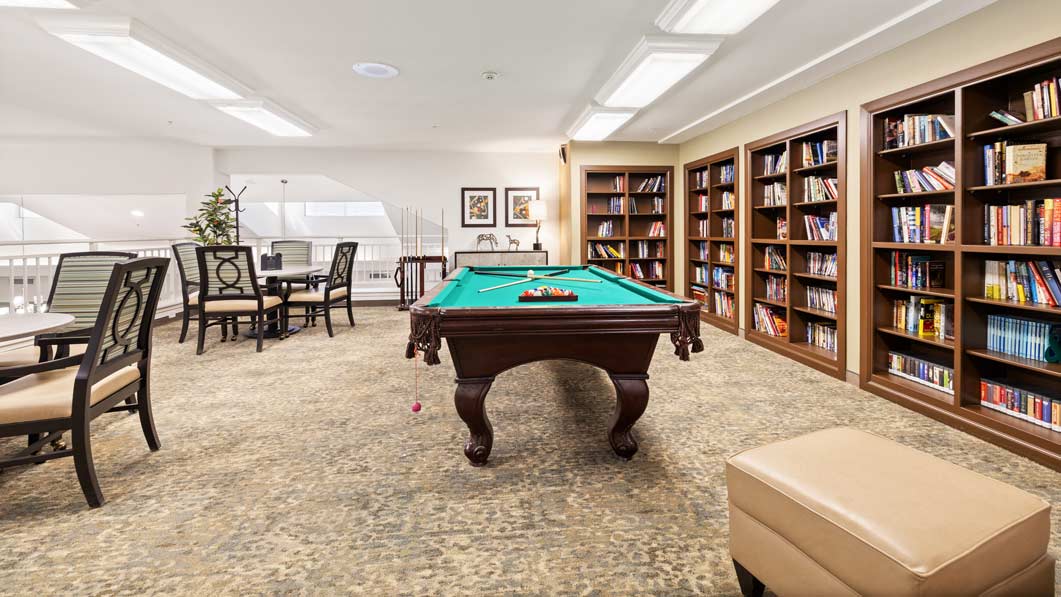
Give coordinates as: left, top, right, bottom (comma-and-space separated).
406, 265, 703, 466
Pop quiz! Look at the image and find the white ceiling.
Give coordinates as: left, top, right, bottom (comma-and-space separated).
0, 0, 995, 152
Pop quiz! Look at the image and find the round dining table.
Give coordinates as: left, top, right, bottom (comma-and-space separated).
0, 312, 75, 343
248, 264, 323, 338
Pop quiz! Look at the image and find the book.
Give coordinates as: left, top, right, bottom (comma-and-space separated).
882, 114, 954, 149
981, 379, 1060, 432
888, 351, 954, 394
806, 321, 837, 353
987, 314, 1060, 363
806, 251, 837, 278
890, 204, 954, 243
983, 199, 1061, 246
892, 161, 955, 193
752, 303, 787, 337
1006, 143, 1047, 184
889, 251, 946, 289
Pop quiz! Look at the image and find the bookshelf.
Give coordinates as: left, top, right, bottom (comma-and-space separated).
684, 148, 739, 334
581, 165, 673, 290
743, 113, 847, 379
861, 38, 1061, 472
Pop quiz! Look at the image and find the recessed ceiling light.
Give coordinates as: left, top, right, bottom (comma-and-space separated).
352, 62, 399, 79
481, 71, 500, 81
130, 209, 145, 217
0, 0, 78, 8
596, 35, 722, 109
38, 15, 249, 100
656, 0, 780, 34
566, 105, 637, 141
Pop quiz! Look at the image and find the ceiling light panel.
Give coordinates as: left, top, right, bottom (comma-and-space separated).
596, 35, 722, 109
567, 106, 637, 141
0, 0, 78, 7
656, 0, 780, 34
37, 15, 250, 100
214, 100, 315, 137
352, 62, 399, 79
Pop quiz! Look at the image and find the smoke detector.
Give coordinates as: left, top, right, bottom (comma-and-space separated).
481, 71, 500, 81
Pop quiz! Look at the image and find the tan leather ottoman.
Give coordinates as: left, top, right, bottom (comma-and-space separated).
726, 428, 1054, 596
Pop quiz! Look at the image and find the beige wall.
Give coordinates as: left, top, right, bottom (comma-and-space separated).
567, 140, 680, 265
674, 0, 1061, 376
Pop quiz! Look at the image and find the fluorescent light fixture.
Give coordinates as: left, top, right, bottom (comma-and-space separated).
37, 15, 250, 100
566, 105, 636, 141
130, 209, 145, 217
352, 62, 399, 79
595, 35, 722, 108
656, 0, 780, 34
214, 99, 315, 137
0, 0, 78, 8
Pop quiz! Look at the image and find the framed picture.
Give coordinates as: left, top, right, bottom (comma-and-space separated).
461, 187, 496, 228
505, 187, 539, 227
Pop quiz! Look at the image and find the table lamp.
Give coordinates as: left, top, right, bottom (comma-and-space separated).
528, 199, 546, 251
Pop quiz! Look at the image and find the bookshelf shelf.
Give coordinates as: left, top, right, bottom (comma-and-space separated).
861, 40, 1061, 471
876, 189, 954, 200
877, 137, 954, 157
684, 147, 739, 334
966, 115, 1061, 139
966, 178, 1061, 192
581, 165, 673, 286
744, 114, 847, 378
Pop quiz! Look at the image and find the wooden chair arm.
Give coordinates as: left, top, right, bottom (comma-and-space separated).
0, 353, 84, 378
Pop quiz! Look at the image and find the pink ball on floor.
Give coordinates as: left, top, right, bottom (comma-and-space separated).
411, 401, 422, 413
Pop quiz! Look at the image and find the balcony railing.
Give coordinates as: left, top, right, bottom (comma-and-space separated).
0, 236, 445, 315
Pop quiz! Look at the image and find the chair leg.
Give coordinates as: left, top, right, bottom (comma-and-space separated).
221, 319, 229, 342
733, 560, 765, 597
232, 318, 240, 337
124, 395, 138, 413
324, 304, 335, 337
137, 379, 161, 451
196, 317, 207, 355
346, 297, 355, 327
178, 308, 190, 343
256, 311, 265, 352
72, 415, 104, 508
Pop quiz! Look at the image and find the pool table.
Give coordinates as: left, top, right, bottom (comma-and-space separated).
406, 265, 703, 466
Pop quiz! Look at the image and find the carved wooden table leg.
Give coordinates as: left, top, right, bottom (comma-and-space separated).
607, 374, 649, 459
454, 378, 494, 466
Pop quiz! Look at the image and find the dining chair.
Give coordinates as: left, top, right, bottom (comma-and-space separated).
283, 242, 357, 337
34, 251, 137, 360
171, 242, 201, 344
271, 239, 313, 289
195, 245, 287, 354
0, 257, 169, 508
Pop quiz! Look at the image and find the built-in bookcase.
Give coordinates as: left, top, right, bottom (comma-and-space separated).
685, 148, 739, 334
744, 113, 847, 378
862, 39, 1061, 472
581, 165, 673, 290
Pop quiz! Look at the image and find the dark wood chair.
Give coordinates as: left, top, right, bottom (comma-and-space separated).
283, 242, 357, 337
194, 245, 287, 354
0, 257, 169, 507
34, 251, 138, 360
271, 239, 313, 290
171, 242, 201, 344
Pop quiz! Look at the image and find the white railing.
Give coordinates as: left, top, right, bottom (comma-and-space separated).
0, 236, 447, 315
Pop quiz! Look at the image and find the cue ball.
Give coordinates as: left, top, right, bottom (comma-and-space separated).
411, 401, 422, 413
527, 270, 534, 277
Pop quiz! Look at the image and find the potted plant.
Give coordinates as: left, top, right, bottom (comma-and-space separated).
183, 188, 237, 245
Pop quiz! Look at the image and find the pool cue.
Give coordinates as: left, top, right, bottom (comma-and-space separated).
477, 273, 601, 293
476, 269, 570, 279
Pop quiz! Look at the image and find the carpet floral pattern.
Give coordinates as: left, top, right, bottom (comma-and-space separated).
0, 306, 1057, 595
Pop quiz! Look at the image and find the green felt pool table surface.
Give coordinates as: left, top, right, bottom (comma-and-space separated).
426, 265, 684, 308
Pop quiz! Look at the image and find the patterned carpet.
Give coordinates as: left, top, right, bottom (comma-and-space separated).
0, 306, 1057, 595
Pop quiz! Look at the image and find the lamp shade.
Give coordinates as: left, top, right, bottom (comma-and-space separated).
528, 200, 547, 221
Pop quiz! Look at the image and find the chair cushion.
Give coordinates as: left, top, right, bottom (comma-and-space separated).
0, 364, 141, 424
203, 295, 283, 313
0, 345, 86, 369
187, 291, 199, 305
726, 427, 1052, 596
286, 287, 348, 303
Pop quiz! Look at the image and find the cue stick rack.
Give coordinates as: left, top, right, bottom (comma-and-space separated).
395, 206, 448, 310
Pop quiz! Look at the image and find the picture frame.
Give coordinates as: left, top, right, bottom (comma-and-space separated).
505, 187, 539, 227
461, 187, 496, 228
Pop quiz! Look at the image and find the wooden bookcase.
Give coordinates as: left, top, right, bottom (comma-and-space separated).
744, 113, 848, 379
685, 148, 739, 334
581, 165, 674, 290
861, 38, 1061, 472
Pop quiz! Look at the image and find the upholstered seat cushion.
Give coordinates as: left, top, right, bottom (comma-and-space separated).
286, 287, 348, 303
187, 291, 199, 305
0, 364, 141, 424
0, 345, 87, 369
202, 295, 283, 313
726, 427, 1053, 596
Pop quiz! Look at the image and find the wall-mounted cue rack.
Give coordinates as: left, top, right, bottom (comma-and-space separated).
861, 39, 1061, 472
744, 112, 848, 378
685, 148, 739, 334
581, 165, 674, 291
